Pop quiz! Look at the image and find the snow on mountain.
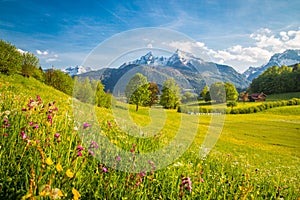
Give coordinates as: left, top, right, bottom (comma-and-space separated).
243, 49, 300, 81
63, 65, 93, 76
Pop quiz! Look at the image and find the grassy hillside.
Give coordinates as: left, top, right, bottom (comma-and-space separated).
0, 74, 299, 199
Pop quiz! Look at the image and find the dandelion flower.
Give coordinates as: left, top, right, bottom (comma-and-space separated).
56, 162, 63, 172
72, 188, 81, 200
46, 157, 53, 166
66, 169, 74, 178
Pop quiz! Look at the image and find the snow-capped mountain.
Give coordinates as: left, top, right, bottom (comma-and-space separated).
120, 52, 167, 68
79, 49, 249, 93
243, 49, 300, 81
63, 65, 93, 76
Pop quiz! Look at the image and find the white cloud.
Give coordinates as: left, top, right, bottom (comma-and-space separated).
46, 58, 58, 63
17, 48, 27, 54
164, 27, 300, 72
147, 43, 153, 48
36, 49, 49, 55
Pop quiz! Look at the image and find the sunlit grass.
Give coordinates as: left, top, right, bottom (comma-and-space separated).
0, 74, 299, 199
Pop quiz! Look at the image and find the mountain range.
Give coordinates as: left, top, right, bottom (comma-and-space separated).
77, 49, 249, 94
243, 49, 300, 81
62, 65, 94, 77
67, 49, 300, 94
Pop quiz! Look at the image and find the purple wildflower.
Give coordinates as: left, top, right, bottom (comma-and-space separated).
22, 108, 27, 111
107, 120, 112, 128
83, 123, 91, 129
181, 176, 192, 193
54, 133, 60, 138
90, 141, 99, 149
88, 150, 95, 156
21, 131, 27, 140
77, 145, 84, 151
34, 124, 39, 129
48, 115, 53, 124
116, 156, 121, 161
36, 95, 42, 102
3, 118, 8, 123
77, 151, 83, 157
102, 167, 108, 173
29, 121, 34, 126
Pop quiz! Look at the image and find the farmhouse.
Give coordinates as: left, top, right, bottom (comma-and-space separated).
249, 92, 267, 102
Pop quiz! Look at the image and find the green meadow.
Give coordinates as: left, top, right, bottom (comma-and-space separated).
0, 74, 299, 199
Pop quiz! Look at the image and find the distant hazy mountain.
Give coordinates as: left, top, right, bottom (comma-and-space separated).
63, 65, 93, 76
243, 49, 300, 81
79, 49, 250, 94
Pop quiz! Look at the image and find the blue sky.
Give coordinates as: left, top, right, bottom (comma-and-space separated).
0, 0, 300, 72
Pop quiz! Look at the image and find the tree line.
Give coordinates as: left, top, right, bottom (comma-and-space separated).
0, 39, 111, 108
249, 64, 300, 94
125, 73, 180, 111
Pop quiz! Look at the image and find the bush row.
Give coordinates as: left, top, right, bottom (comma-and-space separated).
178, 98, 300, 114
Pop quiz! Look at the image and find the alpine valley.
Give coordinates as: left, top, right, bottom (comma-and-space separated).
77, 49, 249, 94
73, 49, 300, 94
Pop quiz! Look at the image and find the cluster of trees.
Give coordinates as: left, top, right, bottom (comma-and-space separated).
73, 77, 112, 108
200, 82, 238, 103
250, 64, 300, 94
0, 40, 112, 109
125, 73, 180, 111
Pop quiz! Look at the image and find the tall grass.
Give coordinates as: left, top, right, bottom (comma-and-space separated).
0, 74, 299, 199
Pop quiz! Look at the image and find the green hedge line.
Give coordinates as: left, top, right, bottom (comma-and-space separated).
178, 98, 300, 114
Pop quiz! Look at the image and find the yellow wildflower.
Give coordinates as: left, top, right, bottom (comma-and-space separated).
51, 188, 64, 199
46, 157, 53, 166
66, 169, 74, 178
72, 188, 81, 200
56, 162, 63, 172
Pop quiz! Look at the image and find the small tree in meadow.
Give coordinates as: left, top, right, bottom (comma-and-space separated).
125, 73, 151, 111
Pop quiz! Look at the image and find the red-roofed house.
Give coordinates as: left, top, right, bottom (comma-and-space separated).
249, 92, 267, 102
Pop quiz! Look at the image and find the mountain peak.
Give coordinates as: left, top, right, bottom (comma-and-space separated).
243, 49, 300, 81
63, 65, 93, 76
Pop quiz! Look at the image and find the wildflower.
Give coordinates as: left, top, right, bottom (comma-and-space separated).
22, 108, 27, 111
88, 150, 95, 156
102, 167, 108, 173
77, 151, 83, 157
116, 156, 121, 161
46, 157, 54, 166
21, 131, 27, 140
3, 117, 8, 123
54, 133, 60, 138
107, 120, 112, 128
72, 188, 81, 200
83, 122, 91, 129
77, 145, 84, 151
29, 121, 34, 126
130, 148, 135, 153
90, 141, 99, 149
4, 110, 10, 115
51, 188, 64, 199
34, 124, 39, 129
48, 115, 53, 124
181, 176, 192, 193
37, 95, 42, 102
56, 162, 63, 172
66, 169, 74, 178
